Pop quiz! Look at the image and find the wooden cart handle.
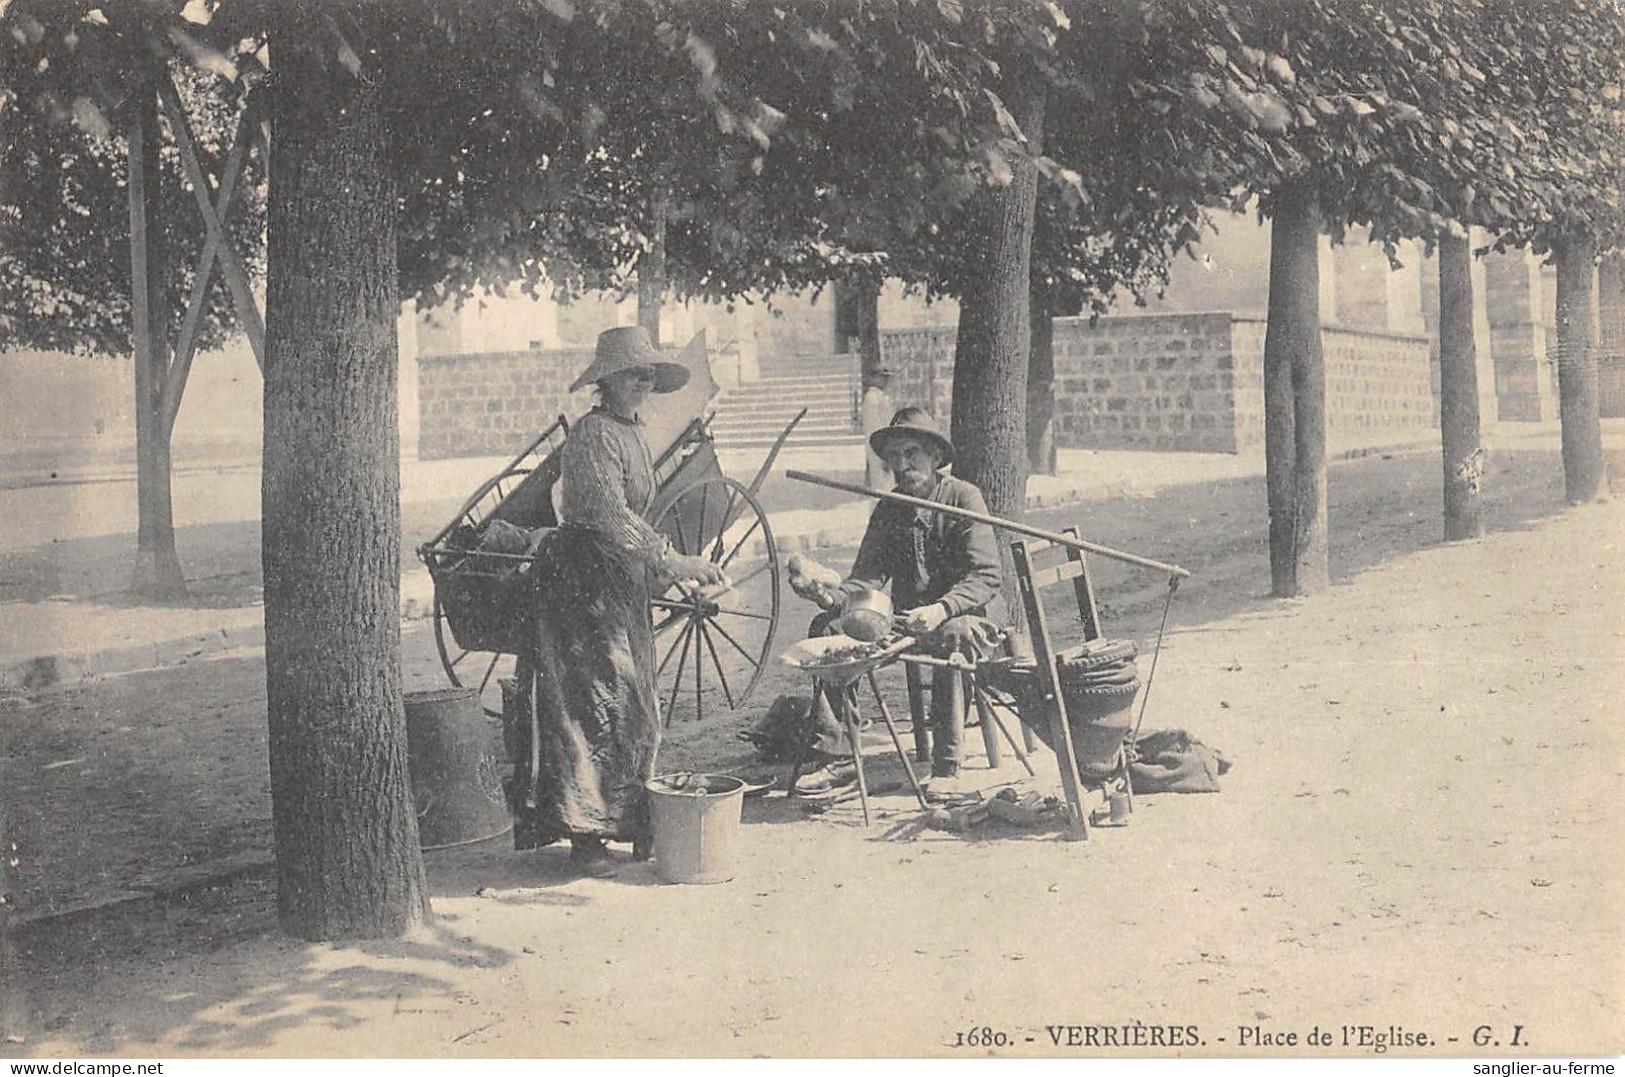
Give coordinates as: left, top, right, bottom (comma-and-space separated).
785, 469, 1189, 578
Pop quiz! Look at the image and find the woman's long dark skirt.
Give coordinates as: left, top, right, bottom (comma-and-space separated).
510, 526, 659, 849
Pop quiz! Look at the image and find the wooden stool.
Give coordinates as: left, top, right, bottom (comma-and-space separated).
899, 654, 1035, 779
903, 660, 1002, 770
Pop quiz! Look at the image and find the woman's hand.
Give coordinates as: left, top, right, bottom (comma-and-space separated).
670, 553, 727, 588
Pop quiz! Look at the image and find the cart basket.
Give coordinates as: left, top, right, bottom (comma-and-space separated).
423, 521, 544, 656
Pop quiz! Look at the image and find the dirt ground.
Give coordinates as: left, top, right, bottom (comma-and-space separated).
3, 440, 1623, 1058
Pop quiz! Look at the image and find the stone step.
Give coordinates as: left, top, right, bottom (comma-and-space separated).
755, 354, 856, 374
711, 419, 858, 437
719, 393, 847, 404
713, 432, 866, 450
726, 379, 854, 397
748, 375, 852, 389
720, 397, 852, 414
714, 402, 851, 417
750, 362, 858, 378
716, 400, 852, 419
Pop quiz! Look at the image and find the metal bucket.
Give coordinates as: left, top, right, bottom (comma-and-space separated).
645, 773, 747, 884
405, 687, 513, 850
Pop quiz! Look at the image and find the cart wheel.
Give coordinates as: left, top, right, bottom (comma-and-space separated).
432, 594, 519, 719
650, 476, 780, 727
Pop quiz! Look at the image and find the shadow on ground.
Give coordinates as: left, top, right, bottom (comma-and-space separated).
7, 869, 515, 1055
0, 462, 867, 605
0, 500, 468, 606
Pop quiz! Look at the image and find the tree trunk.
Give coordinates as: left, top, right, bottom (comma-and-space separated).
1553, 235, 1605, 503
127, 80, 187, 599
637, 187, 667, 345
839, 276, 889, 487
1438, 233, 1484, 541
1026, 290, 1057, 476
1263, 183, 1329, 596
949, 74, 1044, 626
263, 11, 427, 940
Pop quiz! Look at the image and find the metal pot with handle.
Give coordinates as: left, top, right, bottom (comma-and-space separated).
837, 584, 893, 642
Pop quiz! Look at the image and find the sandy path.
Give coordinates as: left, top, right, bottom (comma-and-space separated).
7, 483, 1620, 1058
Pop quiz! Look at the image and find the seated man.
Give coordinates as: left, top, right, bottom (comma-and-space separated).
796, 406, 1004, 780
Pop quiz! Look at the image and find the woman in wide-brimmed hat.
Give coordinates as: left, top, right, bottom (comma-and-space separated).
513, 327, 723, 875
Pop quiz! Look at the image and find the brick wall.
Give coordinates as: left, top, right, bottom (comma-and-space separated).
1318, 323, 1436, 449
1231, 317, 1267, 451
1051, 312, 1241, 452
881, 310, 1434, 456
877, 327, 955, 428
417, 348, 587, 460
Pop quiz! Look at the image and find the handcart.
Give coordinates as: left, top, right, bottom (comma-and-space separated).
418, 341, 804, 729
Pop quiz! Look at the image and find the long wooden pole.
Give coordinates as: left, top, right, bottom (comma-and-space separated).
786, 469, 1189, 579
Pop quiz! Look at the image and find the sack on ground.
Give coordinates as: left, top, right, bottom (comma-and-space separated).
1128, 728, 1233, 794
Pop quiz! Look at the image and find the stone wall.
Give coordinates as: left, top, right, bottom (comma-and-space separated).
1483, 250, 1559, 422
1319, 323, 1437, 448
877, 327, 955, 428
417, 347, 586, 460
880, 310, 1434, 456
1052, 312, 1242, 453
1230, 318, 1267, 451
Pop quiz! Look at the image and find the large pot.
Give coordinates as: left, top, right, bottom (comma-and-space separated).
404, 687, 512, 849
982, 658, 1140, 778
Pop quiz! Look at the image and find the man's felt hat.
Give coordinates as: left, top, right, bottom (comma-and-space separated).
869, 405, 954, 467
568, 326, 691, 394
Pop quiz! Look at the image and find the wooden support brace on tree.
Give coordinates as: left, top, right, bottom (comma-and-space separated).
160, 97, 264, 425
157, 76, 266, 377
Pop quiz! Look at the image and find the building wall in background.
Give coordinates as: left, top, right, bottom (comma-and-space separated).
421, 287, 764, 392
416, 347, 586, 461
1, 306, 421, 475
881, 311, 1435, 457
7, 211, 1580, 479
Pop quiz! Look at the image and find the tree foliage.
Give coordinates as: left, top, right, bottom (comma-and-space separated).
1114, 0, 1623, 259
0, 5, 265, 357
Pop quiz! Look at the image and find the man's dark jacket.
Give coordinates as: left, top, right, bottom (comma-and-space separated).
846, 474, 1002, 617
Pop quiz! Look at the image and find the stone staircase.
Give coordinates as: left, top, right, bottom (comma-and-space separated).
708, 354, 865, 449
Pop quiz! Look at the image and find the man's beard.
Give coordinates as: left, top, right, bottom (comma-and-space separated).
895, 468, 935, 496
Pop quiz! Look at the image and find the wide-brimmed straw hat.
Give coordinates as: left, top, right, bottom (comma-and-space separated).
869, 405, 954, 467
568, 326, 690, 394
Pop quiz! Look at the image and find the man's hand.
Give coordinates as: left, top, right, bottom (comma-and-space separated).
787, 554, 845, 610
901, 602, 950, 634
